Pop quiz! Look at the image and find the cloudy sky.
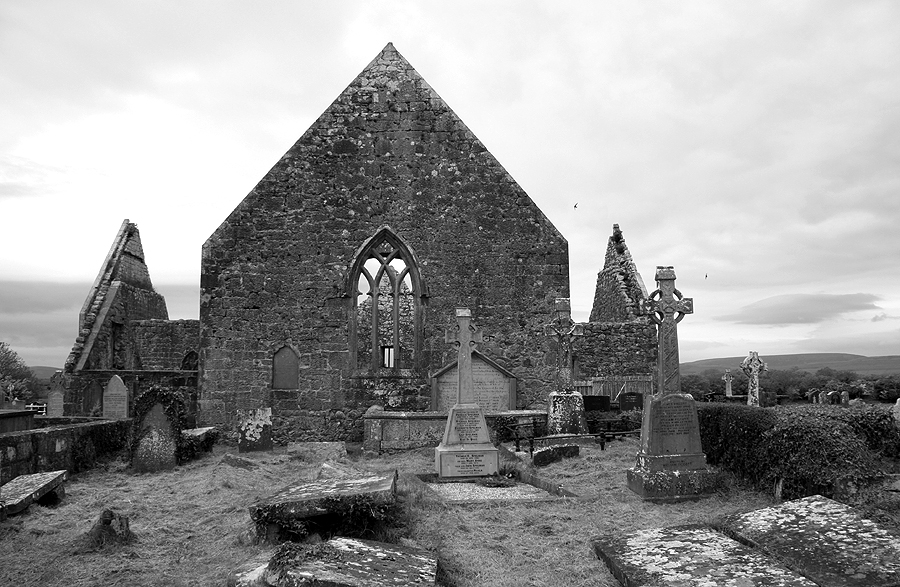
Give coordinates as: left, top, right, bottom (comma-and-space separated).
1, 1, 899, 368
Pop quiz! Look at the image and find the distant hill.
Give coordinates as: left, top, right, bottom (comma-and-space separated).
29, 366, 62, 380
681, 353, 900, 377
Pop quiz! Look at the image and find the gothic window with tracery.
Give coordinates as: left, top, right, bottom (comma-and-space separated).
350, 229, 422, 372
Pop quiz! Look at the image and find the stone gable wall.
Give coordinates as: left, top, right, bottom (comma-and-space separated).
199, 45, 568, 440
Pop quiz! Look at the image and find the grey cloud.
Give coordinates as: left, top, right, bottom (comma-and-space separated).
719, 293, 881, 325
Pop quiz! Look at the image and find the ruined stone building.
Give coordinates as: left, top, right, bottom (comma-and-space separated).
62, 44, 656, 441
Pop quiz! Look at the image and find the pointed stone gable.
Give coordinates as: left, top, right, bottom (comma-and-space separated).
590, 224, 648, 322
66, 220, 168, 372
199, 43, 571, 437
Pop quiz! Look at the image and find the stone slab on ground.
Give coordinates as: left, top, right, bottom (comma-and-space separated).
182, 426, 216, 441
532, 443, 579, 467
286, 441, 348, 463
249, 470, 397, 539
593, 524, 816, 587
0, 470, 67, 515
719, 494, 900, 587
232, 538, 436, 586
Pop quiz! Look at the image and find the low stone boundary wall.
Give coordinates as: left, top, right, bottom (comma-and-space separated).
0, 419, 131, 483
363, 408, 545, 454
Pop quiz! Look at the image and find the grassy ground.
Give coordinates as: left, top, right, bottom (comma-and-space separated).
0, 437, 896, 587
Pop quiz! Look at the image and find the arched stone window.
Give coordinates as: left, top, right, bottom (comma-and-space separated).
273, 346, 300, 389
349, 228, 424, 373
181, 351, 199, 371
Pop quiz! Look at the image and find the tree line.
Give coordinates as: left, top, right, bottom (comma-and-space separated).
682, 366, 900, 403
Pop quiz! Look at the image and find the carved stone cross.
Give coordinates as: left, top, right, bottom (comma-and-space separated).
445, 308, 483, 405
640, 266, 693, 396
722, 369, 733, 397
545, 298, 584, 393
741, 351, 767, 407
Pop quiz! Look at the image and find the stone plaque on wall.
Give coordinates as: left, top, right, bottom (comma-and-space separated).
431, 351, 516, 412
103, 375, 130, 419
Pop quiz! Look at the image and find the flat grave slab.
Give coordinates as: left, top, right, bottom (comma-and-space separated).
1, 470, 68, 515
233, 537, 436, 587
593, 524, 816, 587
249, 470, 397, 539
719, 494, 900, 587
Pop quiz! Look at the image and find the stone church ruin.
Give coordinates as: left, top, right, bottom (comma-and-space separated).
59, 43, 657, 443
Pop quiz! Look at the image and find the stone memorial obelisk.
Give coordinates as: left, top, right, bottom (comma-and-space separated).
741, 351, 767, 407
722, 369, 733, 397
434, 309, 500, 478
627, 266, 718, 501
545, 298, 588, 435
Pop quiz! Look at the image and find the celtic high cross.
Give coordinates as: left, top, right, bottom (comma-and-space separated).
545, 298, 584, 393
640, 266, 693, 396
445, 308, 483, 406
741, 351, 767, 407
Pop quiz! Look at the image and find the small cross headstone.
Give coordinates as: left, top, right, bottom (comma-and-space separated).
46, 389, 64, 417
434, 308, 499, 478
627, 266, 717, 501
132, 403, 178, 472
102, 375, 129, 419
545, 298, 588, 435
722, 369, 733, 397
741, 351, 767, 407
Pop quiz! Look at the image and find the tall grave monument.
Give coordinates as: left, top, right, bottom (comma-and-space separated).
545, 298, 588, 435
434, 309, 500, 478
741, 351, 768, 407
722, 369, 733, 398
627, 267, 718, 501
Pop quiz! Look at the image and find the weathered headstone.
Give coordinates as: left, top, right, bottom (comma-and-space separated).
722, 369, 733, 397
431, 351, 517, 412
132, 403, 178, 472
545, 298, 588, 435
741, 351, 768, 407
434, 309, 500, 478
233, 537, 436, 587
593, 524, 816, 587
619, 392, 643, 412
102, 375, 129, 419
720, 495, 900, 587
237, 408, 274, 452
249, 471, 397, 541
627, 266, 717, 501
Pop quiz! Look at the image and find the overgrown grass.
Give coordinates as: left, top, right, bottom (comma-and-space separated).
1, 438, 897, 586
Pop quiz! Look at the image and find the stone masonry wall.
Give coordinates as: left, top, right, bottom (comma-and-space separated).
590, 225, 647, 323
576, 321, 657, 379
132, 319, 200, 370
199, 44, 568, 441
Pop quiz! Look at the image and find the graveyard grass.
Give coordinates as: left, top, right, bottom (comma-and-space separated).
1, 439, 899, 587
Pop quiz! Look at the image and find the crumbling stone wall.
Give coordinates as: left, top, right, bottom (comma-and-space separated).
576, 322, 657, 379
132, 319, 200, 370
200, 44, 568, 441
590, 225, 648, 322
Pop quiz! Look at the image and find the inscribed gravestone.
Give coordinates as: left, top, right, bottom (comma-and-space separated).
46, 389, 64, 417
627, 266, 717, 501
103, 375, 129, 419
132, 403, 177, 472
432, 352, 516, 412
619, 392, 643, 412
434, 308, 499, 478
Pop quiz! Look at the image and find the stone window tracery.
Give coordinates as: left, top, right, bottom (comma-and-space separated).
350, 229, 423, 373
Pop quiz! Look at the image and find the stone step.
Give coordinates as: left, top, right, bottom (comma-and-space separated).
593, 524, 817, 586
719, 495, 900, 587
0, 470, 68, 516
